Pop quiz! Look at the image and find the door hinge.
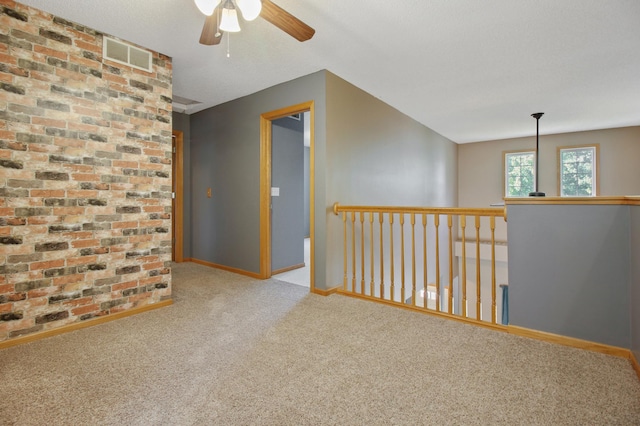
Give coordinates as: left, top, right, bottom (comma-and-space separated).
172, 192, 176, 199
172, 146, 176, 153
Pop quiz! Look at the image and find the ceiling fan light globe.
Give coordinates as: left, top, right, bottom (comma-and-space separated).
236, 0, 262, 21
220, 7, 241, 32
194, 0, 221, 16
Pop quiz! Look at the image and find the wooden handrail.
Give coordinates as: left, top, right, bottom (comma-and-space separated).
504, 196, 640, 205
333, 202, 507, 218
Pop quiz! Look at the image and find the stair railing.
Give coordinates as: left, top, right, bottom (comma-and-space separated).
333, 203, 508, 329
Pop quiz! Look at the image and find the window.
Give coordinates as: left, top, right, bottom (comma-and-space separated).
558, 145, 599, 197
503, 150, 535, 197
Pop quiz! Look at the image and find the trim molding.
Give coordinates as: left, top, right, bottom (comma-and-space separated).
272, 263, 305, 275
312, 286, 339, 296
0, 299, 173, 351
505, 196, 640, 206
333, 292, 637, 365
502, 149, 535, 199
188, 258, 262, 279
336, 290, 507, 332
630, 351, 640, 381
259, 101, 316, 291
171, 130, 184, 262
556, 143, 600, 197
507, 325, 630, 358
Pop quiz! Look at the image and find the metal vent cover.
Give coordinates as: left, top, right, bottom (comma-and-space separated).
103, 36, 152, 73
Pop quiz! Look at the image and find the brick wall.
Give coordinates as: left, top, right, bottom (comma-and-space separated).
0, 0, 173, 342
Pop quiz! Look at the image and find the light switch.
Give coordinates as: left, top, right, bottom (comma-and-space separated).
271, 187, 280, 196
207, 188, 212, 198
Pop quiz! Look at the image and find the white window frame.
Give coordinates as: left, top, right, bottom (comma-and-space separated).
557, 145, 599, 197
503, 150, 536, 198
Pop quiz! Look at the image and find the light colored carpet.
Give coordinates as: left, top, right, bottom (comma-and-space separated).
1, 262, 639, 425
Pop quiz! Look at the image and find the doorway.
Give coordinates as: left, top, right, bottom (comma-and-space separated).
171, 130, 184, 262
259, 101, 315, 291
271, 112, 311, 287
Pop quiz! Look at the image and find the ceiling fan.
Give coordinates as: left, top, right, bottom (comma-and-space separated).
195, 0, 315, 46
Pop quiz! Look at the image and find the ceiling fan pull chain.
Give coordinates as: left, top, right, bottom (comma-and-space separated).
226, 32, 231, 58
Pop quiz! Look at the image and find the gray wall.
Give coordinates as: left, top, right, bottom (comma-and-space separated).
172, 112, 192, 259
271, 122, 305, 271
187, 70, 458, 289
508, 204, 630, 348
631, 205, 640, 360
324, 72, 458, 288
189, 71, 327, 281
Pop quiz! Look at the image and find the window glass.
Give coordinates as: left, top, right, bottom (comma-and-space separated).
559, 146, 597, 196
504, 151, 535, 197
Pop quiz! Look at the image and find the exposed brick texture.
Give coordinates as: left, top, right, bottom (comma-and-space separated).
0, 0, 172, 342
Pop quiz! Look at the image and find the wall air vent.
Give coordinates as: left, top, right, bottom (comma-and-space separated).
103, 36, 152, 73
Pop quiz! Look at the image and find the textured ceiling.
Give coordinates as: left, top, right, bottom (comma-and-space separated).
16, 0, 640, 143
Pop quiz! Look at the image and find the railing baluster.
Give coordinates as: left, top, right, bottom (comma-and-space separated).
491, 216, 497, 324
422, 214, 428, 309
332, 203, 507, 328
351, 212, 356, 293
411, 213, 416, 307
343, 211, 347, 291
475, 215, 482, 321
379, 212, 384, 300
400, 214, 406, 304
448, 214, 453, 314
370, 212, 375, 297
389, 212, 395, 303
461, 215, 467, 318
360, 212, 365, 295
434, 214, 440, 312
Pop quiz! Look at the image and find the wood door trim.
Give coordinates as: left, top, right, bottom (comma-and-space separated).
260, 101, 315, 291
172, 130, 184, 262
272, 263, 305, 275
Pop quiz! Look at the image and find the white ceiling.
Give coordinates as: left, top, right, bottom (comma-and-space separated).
17, 0, 640, 143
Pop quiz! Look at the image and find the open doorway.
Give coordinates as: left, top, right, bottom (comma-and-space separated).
259, 101, 315, 291
271, 112, 311, 287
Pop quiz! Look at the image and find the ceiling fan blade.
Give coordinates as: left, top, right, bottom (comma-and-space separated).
199, 14, 223, 45
260, 0, 315, 42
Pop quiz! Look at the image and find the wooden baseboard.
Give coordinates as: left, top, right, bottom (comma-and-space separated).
272, 263, 305, 275
0, 299, 173, 351
187, 258, 262, 279
630, 351, 640, 381
507, 325, 631, 358
336, 289, 507, 332
312, 286, 339, 296
333, 290, 637, 365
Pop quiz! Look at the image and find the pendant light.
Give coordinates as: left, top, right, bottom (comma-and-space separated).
528, 112, 545, 197
195, 0, 263, 30
219, 0, 241, 32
